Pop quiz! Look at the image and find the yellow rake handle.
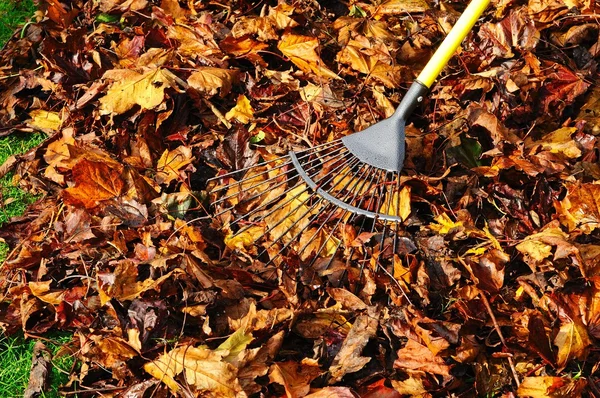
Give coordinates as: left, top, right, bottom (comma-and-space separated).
417, 0, 490, 88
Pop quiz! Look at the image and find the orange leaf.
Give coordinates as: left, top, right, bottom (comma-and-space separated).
63, 159, 124, 209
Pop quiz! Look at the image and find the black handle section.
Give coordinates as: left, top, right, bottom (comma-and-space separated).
393, 80, 429, 121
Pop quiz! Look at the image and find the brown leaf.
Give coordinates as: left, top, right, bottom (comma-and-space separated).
329, 307, 379, 382
394, 339, 452, 376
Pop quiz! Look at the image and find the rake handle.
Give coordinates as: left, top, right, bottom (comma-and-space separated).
417, 0, 491, 88
394, 0, 490, 121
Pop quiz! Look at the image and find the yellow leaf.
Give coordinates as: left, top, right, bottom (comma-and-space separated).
555, 320, 590, 368
297, 227, 340, 261
156, 146, 193, 185
517, 376, 586, 397
265, 185, 321, 244
225, 95, 254, 124
99, 68, 178, 115
429, 213, 463, 235
526, 127, 581, 158
187, 67, 239, 97
556, 183, 600, 234
278, 33, 340, 80
393, 255, 411, 283
217, 328, 253, 362
28, 109, 62, 131
381, 185, 411, 221
373, 0, 429, 16
225, 225, 265, 250
28, 281, 64, 305
144, 345, 241, 397
267, 4, 298, 30
516, 239, 553, 262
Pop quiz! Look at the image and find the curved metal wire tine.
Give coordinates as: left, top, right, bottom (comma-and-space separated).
267, 162, 371, 264
207, 140, 344, 182
230, 153, 357, 239
393, 173, 401, 256
380, 172, 398, 252
357, 171, 388, 286
211, 144, 348, 197
256, 156, 362, 254
309, 167, 383, 272
212, 150, 352, 219
296, 164, 373, 259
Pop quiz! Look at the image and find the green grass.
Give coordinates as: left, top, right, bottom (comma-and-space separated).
0, 333, 76, 398
0, 3, 77, 398
0, 0, 36, 45
0, 132, 46, 260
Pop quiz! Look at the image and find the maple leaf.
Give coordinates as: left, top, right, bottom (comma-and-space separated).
394, 339, 452, 376
144, 345, 242, 396
99, 68, 179, 115
278, 34, 340, 80
337, 37, 403, 88
556, 183, 600, 234
63, 158, 124, 209
188, 67, 240, 97
155, 145, 194, 185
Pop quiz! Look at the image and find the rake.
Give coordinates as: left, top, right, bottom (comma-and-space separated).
209, 0, 490, 271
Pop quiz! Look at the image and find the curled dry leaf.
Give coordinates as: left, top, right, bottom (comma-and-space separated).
556, 183, 600, 234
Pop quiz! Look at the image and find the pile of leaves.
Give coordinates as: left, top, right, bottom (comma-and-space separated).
1, 0, 600, 395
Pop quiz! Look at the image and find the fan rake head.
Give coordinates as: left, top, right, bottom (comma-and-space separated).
208, 139, 411, 275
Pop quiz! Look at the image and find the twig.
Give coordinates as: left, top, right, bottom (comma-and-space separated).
479, 290, 520, 387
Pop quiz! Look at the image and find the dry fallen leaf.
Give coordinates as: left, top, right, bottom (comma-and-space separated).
187, 67, 240, 97
99, 68, 179, 115
225, 95, 254, 124
28, 109, 61, 132
155, 145, 194, 185
278, 33, 340, 80
63, 158, 124, 209
144, 345, 242, 397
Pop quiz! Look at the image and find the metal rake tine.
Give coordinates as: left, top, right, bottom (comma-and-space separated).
296, 164, 373, 259
380, 172, 398, 252
265, 162, 372, 265
208, 140, 344, 183
393, 175, 401, 256
212, 149, 351, 219
357, 171, 388, 286
310, 168, 384, 271
230, 152, 357, 240
211, 145, 347, 199
213, 148, 343, 205
256, 156, 362, 252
